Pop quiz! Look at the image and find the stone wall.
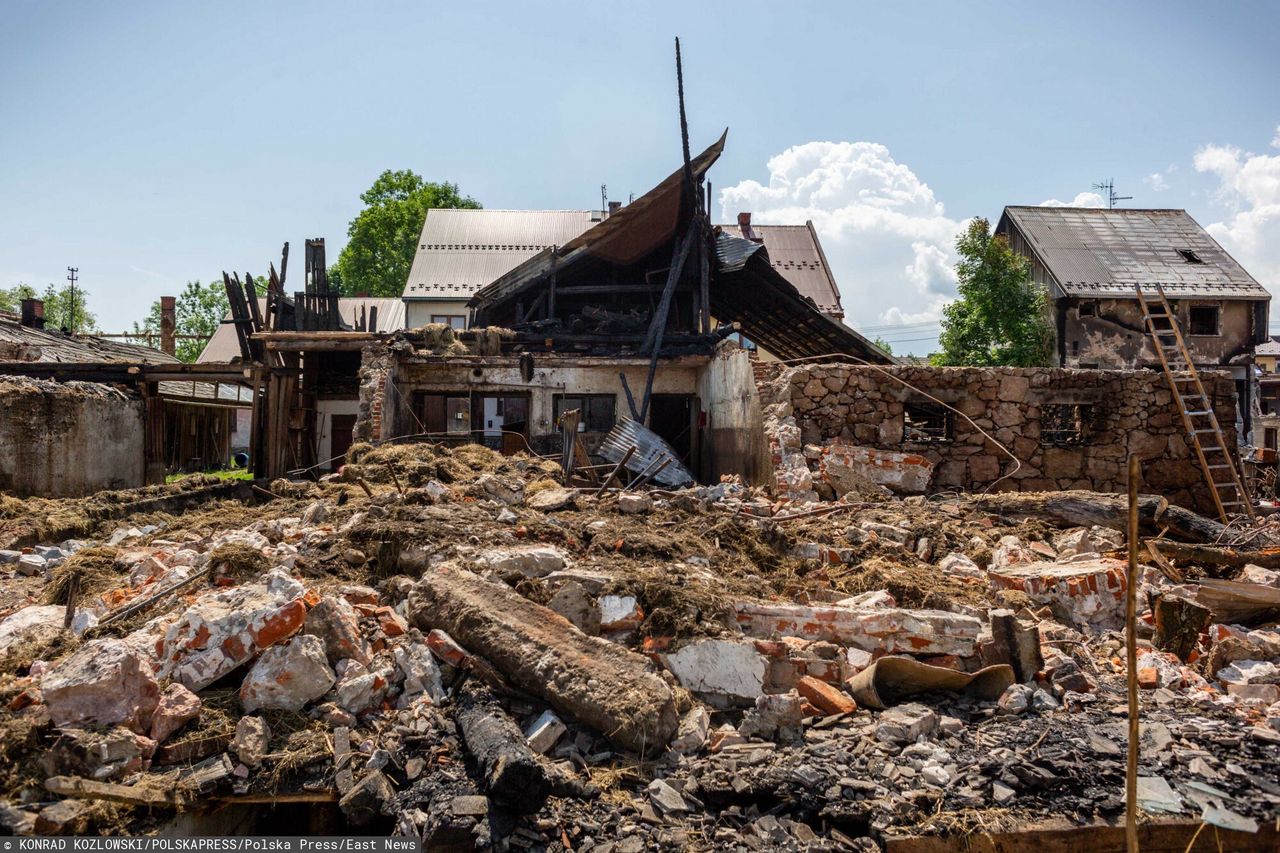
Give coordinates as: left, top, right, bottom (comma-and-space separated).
0, 376, 145, 497
759, 364, 1238, 514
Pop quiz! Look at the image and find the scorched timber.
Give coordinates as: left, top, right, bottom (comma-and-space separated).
409, 564, 678, 754
970, 491, 1229, 543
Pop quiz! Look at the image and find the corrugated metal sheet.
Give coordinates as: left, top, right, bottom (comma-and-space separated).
157, 380, 253, 404
598, 417, 695, 488
712, 233, 894, 363
1000, 206, 1271, 300
405, 209, 601, 299
717, 223, 844, 316
0, 318, 178, 364
196, 297, 406, 363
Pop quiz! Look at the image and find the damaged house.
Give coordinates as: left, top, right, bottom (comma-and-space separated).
354, 132, 889, 487
996, 206, 1271, 432
0, 299, 251, 495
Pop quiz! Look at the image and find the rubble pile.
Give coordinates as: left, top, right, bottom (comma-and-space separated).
0, 441, 1277, 848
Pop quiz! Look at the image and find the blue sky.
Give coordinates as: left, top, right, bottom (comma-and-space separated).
2, 1, 1278, 353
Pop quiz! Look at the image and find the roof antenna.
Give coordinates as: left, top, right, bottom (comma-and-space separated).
600, 184, 607, 214
1092, 178, 1133, 209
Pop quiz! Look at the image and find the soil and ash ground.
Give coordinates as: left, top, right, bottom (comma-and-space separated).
0, 441, 1276, 850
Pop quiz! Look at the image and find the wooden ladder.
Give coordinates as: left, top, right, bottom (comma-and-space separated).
1135, 283, 1254, 522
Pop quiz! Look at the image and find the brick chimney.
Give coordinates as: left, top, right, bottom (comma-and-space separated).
737, 211, 761, 242
608, 201, 622, 217
160, 295, 177, 355
19, 298, 44, 329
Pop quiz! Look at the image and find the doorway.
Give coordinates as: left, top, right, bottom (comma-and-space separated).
330, 414, 357, 467
648, 394, 695, 464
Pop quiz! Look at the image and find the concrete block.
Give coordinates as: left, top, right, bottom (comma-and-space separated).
41, 638, 160, 734
669, 706, 711, 755
305, 595, 372, 665
150, 683, 201, 744
0, 604, 66, 654
734, 601, 982, 657
820, 443, 934, 495
617, 493, 653, 514
239, 635, 335, 713
157, 567, 308, 690
875, 703, 937, 743
662, 638, 767, 708
525, 709, 566, 754
548, 581, 600, 635
476, 544, 567, 578
599, 595, 643, 632
987, 558, 1128, 629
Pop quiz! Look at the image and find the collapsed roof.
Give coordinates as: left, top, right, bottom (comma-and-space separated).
468, 132, 891, 364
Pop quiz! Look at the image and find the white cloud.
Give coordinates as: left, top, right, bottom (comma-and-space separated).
1039, 191, 1106, 208
1272, 125, 1280, 149
1194, 131, 1280, 297
718, 141, 964, 338
1144, 164, 1177, 192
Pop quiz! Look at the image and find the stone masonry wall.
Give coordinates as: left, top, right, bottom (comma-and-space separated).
759, 364, 1238, 515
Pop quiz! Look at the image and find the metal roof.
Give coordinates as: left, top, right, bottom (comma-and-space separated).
712, 233, 893, 364
999, 206, 1270, 300
404, 209, 602, 300
0, 318, 178, 364
716, 222, 843, 316
197, 297, 406, 363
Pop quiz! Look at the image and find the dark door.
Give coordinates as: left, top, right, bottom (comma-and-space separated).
648, 395, 694, 463
330, 414, 357, 468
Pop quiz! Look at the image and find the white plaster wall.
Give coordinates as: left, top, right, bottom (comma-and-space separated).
405, 299, 471, 329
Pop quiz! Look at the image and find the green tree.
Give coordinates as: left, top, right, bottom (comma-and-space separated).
334, 170, 481, 296
934, 218, 1054, 367
0, 284, 37, 313
134, 280, 233, 362
872, 337, 894, 355
41, 283, 97, 333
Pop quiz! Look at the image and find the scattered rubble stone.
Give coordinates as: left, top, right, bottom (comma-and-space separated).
157, 567, 307, 690
41, 638, 160, 733
240, 634, 336, 712
149, 683, 201, 743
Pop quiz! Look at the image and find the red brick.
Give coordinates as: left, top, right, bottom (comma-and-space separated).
795, 675, 856, 715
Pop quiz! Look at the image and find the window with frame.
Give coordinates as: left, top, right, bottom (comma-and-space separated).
903, 400, 953, 443
1188, 304, 1220, 336
1041, 403, 1091, 445
431, 314, 466, 330
554, 394, 616, 433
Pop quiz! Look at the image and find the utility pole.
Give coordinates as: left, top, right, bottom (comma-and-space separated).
65, 266, 79, 333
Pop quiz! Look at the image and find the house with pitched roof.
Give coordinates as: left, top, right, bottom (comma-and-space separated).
996, 206, 1270, 372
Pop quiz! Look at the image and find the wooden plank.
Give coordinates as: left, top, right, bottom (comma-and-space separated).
333, 726, 354, 795
45, 776, 186, 808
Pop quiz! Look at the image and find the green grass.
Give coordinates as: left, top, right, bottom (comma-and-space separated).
165, 468, 253, 484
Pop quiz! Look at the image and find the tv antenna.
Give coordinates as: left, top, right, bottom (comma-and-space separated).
1092, 178, 1132, 209
66, 266, 79, 333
